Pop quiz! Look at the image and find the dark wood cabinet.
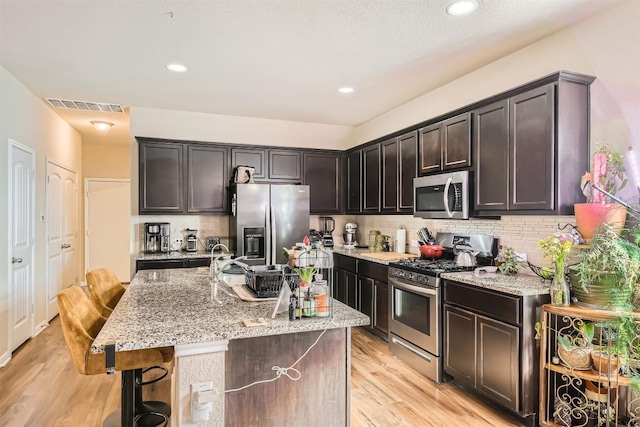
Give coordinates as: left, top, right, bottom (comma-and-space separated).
187, 145, 228, 213
444, 279, 548, 423
303, 151, 341, 214
473, 73, 593, 216
136, 257, 211, 272
268, 150, 301, 181
419, 113, 470, 175
358, 277, 374, 326
398, 131, 418, 212
231, 148, 266, 180
381, 138, 398, 212
346, 151, 361, 213
139, 142, 184, 213
509, 85, 554, 211
474, 100, 509, 211
477, 316, 519, 412
444, 305, 476, 387
373, 279, 389, 336
333, 254, 358, 310
362, 144, 380, 212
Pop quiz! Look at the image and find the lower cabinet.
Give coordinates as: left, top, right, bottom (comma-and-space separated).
136, 257, 211, 272
333, 254, 389, 340
443, 279, 548, 424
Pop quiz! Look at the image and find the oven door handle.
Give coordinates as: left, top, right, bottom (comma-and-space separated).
389, 276, 437, 297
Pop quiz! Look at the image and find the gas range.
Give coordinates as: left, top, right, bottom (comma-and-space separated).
388, 259, 475, 288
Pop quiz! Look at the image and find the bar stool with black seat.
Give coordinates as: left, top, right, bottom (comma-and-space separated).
86, 268, 126, 318
57, 286, 174, 427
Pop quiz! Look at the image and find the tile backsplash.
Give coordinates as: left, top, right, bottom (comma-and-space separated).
134, 213, 575, 273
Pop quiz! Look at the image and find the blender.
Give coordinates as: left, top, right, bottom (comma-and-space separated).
320, 217, 335, 248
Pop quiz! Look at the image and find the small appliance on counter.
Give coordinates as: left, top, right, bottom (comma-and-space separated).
308, 229, 322, 245
320, 216, 335, 248
206, 236, 221, 251
144, 222, 170, 254
343, 223, 358, 248
183, 229, 199, 252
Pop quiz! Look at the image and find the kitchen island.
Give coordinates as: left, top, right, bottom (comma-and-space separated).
93, 267, 369, 427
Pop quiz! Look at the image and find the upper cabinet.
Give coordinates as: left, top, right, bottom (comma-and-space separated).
231, 148, 266, 180
346, 150, 362, 214
362, 144, 381, 212
139, 139, 228, 214
302, 151, 342, 214
268, 150, 301, 181
230, 148, 301, 182
381, 131, 417, 213
139, 141, 185, 213
381, 138, 398, 212
186, 144, 228, 213
473, 72, 593, 216
419, 112, 471, 175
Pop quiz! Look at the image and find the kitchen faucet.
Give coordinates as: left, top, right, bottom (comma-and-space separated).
213, 255, 248, 280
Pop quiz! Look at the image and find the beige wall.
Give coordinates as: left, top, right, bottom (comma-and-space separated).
0, 65, 82, 362
80, 142, 131, 279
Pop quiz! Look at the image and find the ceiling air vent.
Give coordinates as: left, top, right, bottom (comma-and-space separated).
45, 98, 124, 113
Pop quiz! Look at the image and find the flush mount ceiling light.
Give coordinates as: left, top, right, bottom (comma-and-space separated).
446, 0, 478, 16
91, 121, 114, 132
166, 63, 188, 73
338, 86, 355, 94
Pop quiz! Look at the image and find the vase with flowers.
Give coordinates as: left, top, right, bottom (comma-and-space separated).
575, 143, 628, 240
539, 232, 579, 306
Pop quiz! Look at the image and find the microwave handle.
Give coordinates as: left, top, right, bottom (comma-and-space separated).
443, 177, 454, 218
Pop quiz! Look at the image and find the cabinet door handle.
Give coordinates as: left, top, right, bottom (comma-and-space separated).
12, 257, 23, 264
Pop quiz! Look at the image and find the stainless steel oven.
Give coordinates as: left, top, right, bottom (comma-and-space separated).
388, 270, 442, 383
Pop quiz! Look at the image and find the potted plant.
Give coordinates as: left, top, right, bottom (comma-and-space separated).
575, 144, 628, 240
557, 320, 594, 370
497, 246, 522, 275
569, 223, 640, 311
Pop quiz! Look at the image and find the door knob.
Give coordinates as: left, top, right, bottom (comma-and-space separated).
12, 257, 23, 264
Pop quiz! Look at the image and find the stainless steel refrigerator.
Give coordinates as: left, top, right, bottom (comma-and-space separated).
229, 184, 310, 265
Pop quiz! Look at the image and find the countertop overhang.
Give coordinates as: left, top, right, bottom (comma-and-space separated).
92, 268, 369, 353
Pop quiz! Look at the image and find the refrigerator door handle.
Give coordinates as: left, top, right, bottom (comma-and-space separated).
265, 206, 271, 265
270, 205, 276, 265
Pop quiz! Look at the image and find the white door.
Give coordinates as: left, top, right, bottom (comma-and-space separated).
9, 140, 35, 351
85, 179, 130, 281
46, 161, 78, 320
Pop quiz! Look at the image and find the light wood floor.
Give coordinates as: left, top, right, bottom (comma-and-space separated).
0, 318, 523, 426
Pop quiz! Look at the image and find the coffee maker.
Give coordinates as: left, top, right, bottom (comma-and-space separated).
343, 223, 358, 248
144, 222, 170, 253
320, 217, 335, 248
183, 229, 199, 252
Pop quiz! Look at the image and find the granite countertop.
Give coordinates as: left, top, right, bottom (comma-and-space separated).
332, 246, 418, 265
136, 250, 212, 260
441, 271, 551, 296
92, 268, 370, 353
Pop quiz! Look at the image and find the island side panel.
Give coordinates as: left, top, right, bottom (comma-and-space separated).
225, 328, 349, 427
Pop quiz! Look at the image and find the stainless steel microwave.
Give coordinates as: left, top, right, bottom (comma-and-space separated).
413, 171, 470, 219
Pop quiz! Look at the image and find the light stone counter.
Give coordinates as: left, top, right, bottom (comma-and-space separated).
93, 268, 369, 353
332, 246, 418, 265
441, 271, 551, 296
135, 250, 211, 260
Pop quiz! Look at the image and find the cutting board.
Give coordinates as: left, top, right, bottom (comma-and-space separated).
360, 252, 419, 261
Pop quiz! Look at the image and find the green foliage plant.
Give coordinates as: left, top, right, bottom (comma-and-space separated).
498, 247, 523, 275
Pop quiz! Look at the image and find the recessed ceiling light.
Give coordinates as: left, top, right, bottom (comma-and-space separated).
166, 63, 188, 73
338, 87, 355, 94
446, 0, 478, 16
91, 121, 114, 132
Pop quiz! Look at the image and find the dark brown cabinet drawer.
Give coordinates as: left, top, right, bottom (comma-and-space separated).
358, 260, 388, 283
333, 253, 357, 273
136, 259, 188, 271
444, 280, 520, 326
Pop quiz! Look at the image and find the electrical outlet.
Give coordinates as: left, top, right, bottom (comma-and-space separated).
410, 239, 419, 247
515, 252, 528, 262
175, 238, 183, 245
191, 381, 213, 393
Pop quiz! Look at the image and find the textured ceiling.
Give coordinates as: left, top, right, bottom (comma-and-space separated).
0, 0, 623, 141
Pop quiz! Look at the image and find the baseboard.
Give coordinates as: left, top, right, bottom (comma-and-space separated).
0, 351, 11, 368
33, 320, 49, 336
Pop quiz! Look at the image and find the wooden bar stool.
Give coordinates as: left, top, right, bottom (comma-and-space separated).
57, 287, 173, 427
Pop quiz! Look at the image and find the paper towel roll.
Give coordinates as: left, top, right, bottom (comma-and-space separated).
395, 228, 406, 254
